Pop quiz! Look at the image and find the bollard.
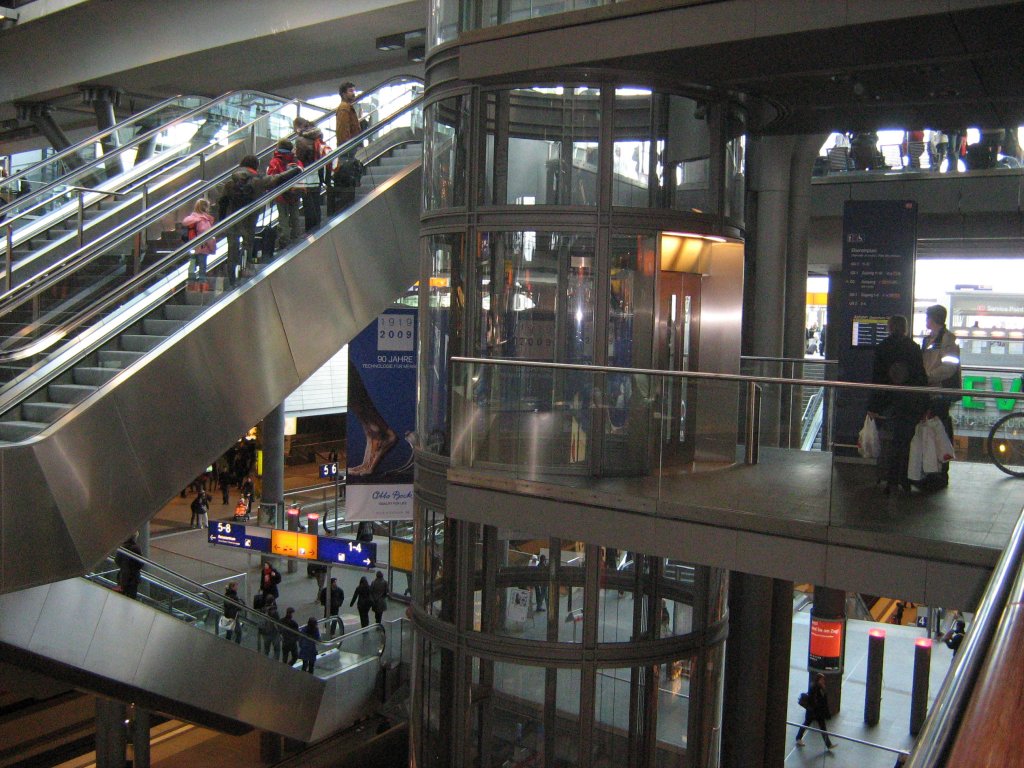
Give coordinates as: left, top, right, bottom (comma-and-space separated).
864, 628, 885, 725
909, 637, 932, 735
285, 505, 301, 574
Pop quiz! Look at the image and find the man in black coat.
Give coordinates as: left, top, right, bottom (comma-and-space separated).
867, 315, 929, 494
796, 673, 836, 750
318, 577, 345, 637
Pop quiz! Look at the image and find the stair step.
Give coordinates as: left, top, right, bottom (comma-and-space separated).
120, 334, 163, 353
22, 401, 72, 424
98, 349, 144, 368
48, 383, 96, 404
142, 318, 187, 336
73, 367, 119, 387
0, 420, 47, 442
163, 303, 204, 322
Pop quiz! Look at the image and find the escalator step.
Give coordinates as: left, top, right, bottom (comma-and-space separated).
120, 334, 164, 353
162, 303, 204, 322
48, 383, 96, 404
73, 367, 119, 387
22, 401, 72, 424
142, 318, 187, 336
0, 420, 47, 442
97, 350, 144, 367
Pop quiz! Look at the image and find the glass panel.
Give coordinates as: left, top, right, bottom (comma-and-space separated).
656, 657, 692, 765
480, 0, 604, 28
613, 88, 654, 207
422, 233, 465, 455
593, 667, 633, 766
658, 94, 711, 214
483, 87, 600, 206
490, 661, 548, 766
418, 638, 458, 768
428, 0, 462, 49
598, 545, 634, 643
424, 95, 470, 209
724, 109, 746, 224
420, 506, 449, 620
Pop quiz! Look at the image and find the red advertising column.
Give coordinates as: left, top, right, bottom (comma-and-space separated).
807, 586, 847, 713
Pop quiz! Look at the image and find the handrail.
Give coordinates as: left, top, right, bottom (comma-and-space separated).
741, 355, 837, 365
0, 89, 297, 221
0, 94, 193, 191
783, 720, 909, 756
903, 506, 1024, 766
448, 356, 1024, 403
0, 94, 423, 418
0, 77, 416, 336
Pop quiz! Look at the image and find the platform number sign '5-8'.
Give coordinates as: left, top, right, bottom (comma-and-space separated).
377, 314, 414, 352
217, 522, 233, 534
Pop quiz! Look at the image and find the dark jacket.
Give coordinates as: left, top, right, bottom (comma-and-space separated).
299, 624, 320, 660
260, 566, 282, 598
295, 125, 324, 167
115, 540, 143, 592
868, 334, 929, 419
216, 164, 301, 223
369, 575, 389, 611
350, 580, 373, 610
223, 588, 241, 620
281, 616, 300, 648
319, 584, 344, 615
807, 683, 830, 722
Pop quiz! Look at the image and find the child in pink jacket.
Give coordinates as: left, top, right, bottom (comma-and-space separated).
181, 198, 216, 280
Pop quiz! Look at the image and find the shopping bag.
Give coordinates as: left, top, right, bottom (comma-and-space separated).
798, 692, 810, 709
218, 616, 236, 632
858, 415, 881, 459
908, 424, 925, 482
926, 417, 955, 462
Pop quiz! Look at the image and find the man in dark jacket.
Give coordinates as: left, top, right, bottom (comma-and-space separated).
867, 315, 929, 494
216, 155, 301, 286
115, 535, 143, 599
318, 577, 345, 637
369, 570, 389, 624
796, 673, 836, 750
293, 117, 326, 231
281, 606, 300, 665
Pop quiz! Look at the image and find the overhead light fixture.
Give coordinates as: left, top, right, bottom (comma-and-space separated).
408, 44, 425, 62
0, 6, 18, 28
376, 32, 406, 51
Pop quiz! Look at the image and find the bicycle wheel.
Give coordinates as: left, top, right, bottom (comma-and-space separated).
987, 412, 1024, 477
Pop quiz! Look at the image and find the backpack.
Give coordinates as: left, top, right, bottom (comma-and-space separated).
178, 222, 197, 243
229, 172, 257, 211
253, 593, 265, 611
334, 156, 364, 187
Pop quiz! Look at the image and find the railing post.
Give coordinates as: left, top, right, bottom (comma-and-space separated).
4, 223, 12, 291
76, 192, 85, 248
199, 150, 206, 181
744, 381, 761, 465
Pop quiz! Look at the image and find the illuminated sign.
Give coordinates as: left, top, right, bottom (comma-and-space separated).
207, 522, 270, 552
960, 375, 1023, 410
319, 462, 340, 478
808, 618, 844, 671
318, 538, 377, 568
271, 530, 318, 559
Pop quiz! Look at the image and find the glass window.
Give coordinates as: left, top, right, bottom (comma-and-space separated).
612, 88, 655, 207
482, 87, 601, 206
593, 667, 634, 765
417, 638, 457, 768
724, 109, 746, 224
421, 233, 465, 455
656, 657, 693, 764
424, 95, 470, 210
428, 0, 461, 49
420, 507, 452, 621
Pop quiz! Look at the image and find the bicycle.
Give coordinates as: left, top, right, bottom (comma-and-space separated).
987, 409, 1024, 477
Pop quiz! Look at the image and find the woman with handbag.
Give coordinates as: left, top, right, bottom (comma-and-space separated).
796, 673, 836, 751
922, 304, 960, 488
220, 582, 242, 644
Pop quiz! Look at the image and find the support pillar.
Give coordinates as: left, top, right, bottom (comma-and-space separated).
260, 731, 284, 763
722, 572, 794, 768
82, 87, 122, 180
808, 586, 846, 714
129, 706, 151, 768
16, 102, 77, 158
261, 402, 287, 569
95, 697, 127, 768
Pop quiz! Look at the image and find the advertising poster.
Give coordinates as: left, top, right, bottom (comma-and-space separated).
835, 200, 918, 452
346, 308, 417, 520
808, 617, 845, 671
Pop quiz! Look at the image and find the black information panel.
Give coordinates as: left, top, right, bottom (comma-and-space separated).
835, 200, 918, 453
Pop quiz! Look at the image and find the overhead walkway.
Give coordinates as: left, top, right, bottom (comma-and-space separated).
0, 90, 326, 293
0, 548, 410, 742
0, 96, 424, 594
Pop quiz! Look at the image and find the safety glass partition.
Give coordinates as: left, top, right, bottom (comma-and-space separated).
656, 658, 693, 766
0, 96, 209, 205
85, 553, 383, 678
592, 667, 636, 765
0, 91, 292, 235
0, 94, 423, 412
451, 358, 1024, 543
482, 87, 601, 206
416, 638, 457, 768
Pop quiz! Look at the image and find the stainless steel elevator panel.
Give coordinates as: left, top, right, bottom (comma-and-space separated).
0, 164, 422, 594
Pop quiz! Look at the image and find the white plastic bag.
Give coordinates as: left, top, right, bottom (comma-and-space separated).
926, 416, 955, 463
858, 414, 881, 459
908, 424, 925, 481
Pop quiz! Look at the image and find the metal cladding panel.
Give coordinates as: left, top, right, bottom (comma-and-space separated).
310, 659, 383, 742
0, 581, 49, 647
26, 580, 106, 668
29, 387, 160, 573
0, 165, 421, 594
83, 592, 156, 682
270, 166, 422, 383
0, 445, 79, 592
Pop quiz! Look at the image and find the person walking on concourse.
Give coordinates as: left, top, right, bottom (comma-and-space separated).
370, 570, 389, 624
796, 673, 836, 751
351, 576, 373, 628
298, 617, 321, 674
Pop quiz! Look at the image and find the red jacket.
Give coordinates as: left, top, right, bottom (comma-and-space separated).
267, 150, 302, 204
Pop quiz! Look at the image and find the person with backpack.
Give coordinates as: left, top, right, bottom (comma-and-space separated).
293, 117, 328, 232
328, 81, 363, 216
266, 139, 303, 252
943, 619, 967, 656
180, 198, 216, 283
216, 155, 301, 287
795, 673, 836, 751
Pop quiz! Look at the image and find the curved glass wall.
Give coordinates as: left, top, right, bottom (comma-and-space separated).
411, 526, 727, 767
423, 94, 471, 210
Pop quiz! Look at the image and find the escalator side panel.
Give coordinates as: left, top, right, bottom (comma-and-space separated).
1, 443, 85, 594
0, 578, 325, 741
315, 658, 383, 741
0, 166, 422, 593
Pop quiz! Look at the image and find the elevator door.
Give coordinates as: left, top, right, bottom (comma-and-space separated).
656, 272, 701, 470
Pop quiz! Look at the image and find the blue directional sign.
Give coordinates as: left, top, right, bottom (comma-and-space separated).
207, 521, 270, 552
319, 462, 340, 478
318, 537, 377, 568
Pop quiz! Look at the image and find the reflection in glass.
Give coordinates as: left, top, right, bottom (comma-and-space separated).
422, 233, 465, 455
424, 96, 470, 209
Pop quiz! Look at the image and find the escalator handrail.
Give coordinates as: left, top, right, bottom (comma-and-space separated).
0, 82, 422, 326
0, 94, 197, 195
109, 547, 386, 659
0, 96, 423, 417
0, 88, 322, 223
903, 505, 1024, 766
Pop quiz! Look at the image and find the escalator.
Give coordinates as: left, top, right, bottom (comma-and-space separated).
0, 90, 327, 292
0, 94, 424, 594
0, 549, 408, 742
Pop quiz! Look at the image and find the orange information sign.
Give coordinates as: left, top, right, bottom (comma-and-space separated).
808, 618, 844, 671
271, 530, 318, 560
